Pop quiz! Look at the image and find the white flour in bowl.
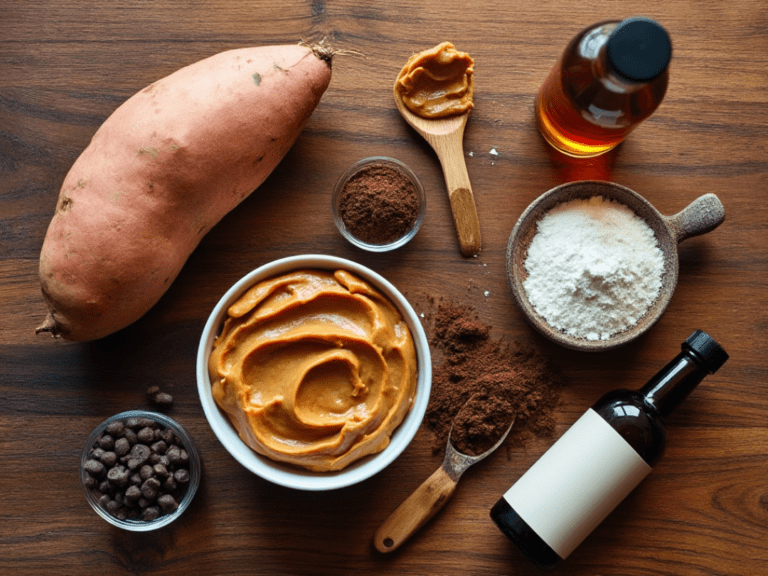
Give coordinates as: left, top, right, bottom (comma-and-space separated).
523, 195, 664, 341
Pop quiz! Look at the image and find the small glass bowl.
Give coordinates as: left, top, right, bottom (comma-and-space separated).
332, 156, 426, 252
81, 410, 201, 531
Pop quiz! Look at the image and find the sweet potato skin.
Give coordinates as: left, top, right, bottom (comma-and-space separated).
38, 44, 332, 341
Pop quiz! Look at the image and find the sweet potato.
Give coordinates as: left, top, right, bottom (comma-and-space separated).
37, 43, 333, 341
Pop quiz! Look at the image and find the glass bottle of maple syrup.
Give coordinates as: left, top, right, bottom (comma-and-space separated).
490, 330, 728, 570
535, 16, 672, 157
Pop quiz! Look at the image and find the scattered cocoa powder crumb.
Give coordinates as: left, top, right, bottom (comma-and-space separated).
423, 299, 566, 456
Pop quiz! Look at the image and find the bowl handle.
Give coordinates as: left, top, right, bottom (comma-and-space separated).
664, 193, 725, 243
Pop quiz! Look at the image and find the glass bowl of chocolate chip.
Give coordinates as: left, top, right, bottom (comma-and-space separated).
80, 410, 201, 531
332, 156, 426, 252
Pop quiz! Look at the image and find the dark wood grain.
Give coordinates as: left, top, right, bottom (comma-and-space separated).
2, 1, 767, 575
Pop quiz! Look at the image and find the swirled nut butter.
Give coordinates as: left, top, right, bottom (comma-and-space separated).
395, 41, 475, 118
208, 269, 418, 472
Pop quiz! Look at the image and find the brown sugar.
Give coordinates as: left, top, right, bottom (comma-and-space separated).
424, 299, 566, 456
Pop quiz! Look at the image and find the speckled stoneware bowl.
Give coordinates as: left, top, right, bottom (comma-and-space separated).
506, 181, 725, 352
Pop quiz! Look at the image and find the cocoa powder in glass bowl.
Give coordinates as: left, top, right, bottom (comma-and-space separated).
332, 157, 425, 251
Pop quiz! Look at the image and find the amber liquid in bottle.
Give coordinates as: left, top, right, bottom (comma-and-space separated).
535, 19, 670, 158
490, 331, 728, 570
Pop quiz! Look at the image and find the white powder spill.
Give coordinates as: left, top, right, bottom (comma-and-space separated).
523, 196, 664, 341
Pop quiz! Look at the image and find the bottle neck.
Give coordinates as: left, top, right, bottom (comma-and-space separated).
639, 351, 711, 418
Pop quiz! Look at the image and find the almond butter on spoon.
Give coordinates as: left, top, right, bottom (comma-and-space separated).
394, 42, 481, 257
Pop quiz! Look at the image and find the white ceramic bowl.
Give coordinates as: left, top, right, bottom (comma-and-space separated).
196, 255, 432, 491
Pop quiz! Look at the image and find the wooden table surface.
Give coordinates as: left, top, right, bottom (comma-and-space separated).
2, 1, 767, 574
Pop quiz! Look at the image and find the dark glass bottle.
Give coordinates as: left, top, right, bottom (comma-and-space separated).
490, 330, 728, 570
535, 16, 672, 157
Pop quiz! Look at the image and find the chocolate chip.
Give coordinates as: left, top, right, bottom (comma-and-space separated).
105, 421, 125, 437
125, 485, 141, 502
97, 434, 115, 450
105, 499, 122, 515
137, 427, 155, 444
84, 459, 105, 478
141, 477, 161, 500
159, 429, 174, 444
150, 440, 168, 454
107, 466, 129, 488
123, 428, 138, 445
129, 443, 151, 465
139, 464, 154, 481
114, 437, 130, 457
153, 463, 169, 479
142, 506, 160, 521
147, 386, 174, 408
153, 393, 174, 407
166, 446, 182, 465
99, 451, 117, 467
157, 494, 178, 512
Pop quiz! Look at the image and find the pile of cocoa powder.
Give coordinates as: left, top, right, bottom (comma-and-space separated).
422, 298, 566, 456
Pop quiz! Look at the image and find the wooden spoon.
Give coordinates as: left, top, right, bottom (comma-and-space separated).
373, 409, 515, 553
394, 89, 482, 257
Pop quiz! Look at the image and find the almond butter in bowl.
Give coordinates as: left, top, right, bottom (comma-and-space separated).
197, 255, 432, 491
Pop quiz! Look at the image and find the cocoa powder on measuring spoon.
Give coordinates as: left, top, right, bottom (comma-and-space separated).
450, 390, 516, 456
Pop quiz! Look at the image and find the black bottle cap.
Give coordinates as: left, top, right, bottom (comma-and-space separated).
683, 330, 729, 373
607, 16, 672, 82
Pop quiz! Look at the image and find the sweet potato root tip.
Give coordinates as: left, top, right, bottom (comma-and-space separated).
35, 314, 61, 338
299, 39, 336, 67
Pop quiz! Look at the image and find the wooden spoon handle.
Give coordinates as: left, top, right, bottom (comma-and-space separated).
432, 135, 482, 257
373, 465, 458, 553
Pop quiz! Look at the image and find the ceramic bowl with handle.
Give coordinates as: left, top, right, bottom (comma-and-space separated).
506, 180, 725, 352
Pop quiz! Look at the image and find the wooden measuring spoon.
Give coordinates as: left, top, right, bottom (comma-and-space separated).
373, 402, 515, 553
394, 89, 482, 257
